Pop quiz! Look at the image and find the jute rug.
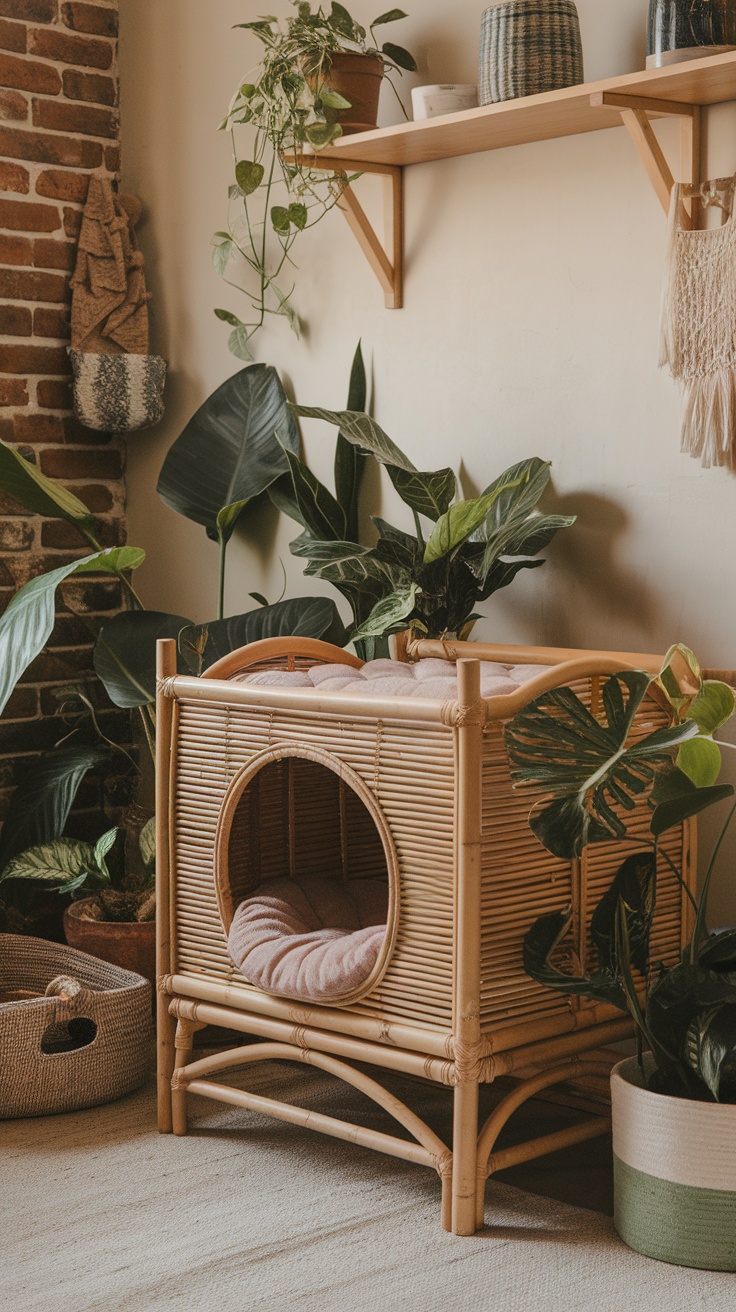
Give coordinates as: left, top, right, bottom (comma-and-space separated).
3, 1060, 735, 1312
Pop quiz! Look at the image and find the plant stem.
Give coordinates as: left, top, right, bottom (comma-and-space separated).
218, 535, 227, 622
691, 794, 736, 961
138, 705, 155, 766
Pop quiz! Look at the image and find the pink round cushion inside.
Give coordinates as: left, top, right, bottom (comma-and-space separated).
228, 876, 388, 1004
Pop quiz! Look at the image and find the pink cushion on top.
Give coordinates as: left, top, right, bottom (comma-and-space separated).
228, 876, 388, 1004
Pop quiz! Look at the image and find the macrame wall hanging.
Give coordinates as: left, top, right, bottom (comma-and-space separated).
660, 176, 736, 470
69, 177, 166, 435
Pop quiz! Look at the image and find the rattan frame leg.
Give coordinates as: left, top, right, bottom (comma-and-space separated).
170, 1041, 454, 1206
451, 1080, 480, 1235
474, 1059, 614, 1229
156, 639, 178, 1133
171, 1017, 206, 1136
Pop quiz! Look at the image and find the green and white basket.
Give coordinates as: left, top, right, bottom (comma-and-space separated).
612, 1057, 736, 1271
479, 0, 584, 105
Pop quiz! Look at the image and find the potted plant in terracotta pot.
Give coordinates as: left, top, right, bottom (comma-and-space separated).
213, 2, 416, 359
505, 644, 736, 1271
0, 820, 157, 984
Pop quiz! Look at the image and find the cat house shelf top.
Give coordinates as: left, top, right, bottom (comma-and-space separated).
307, 51, 736, 308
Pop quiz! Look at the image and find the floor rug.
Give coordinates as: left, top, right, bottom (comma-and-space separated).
3, 1060, 734, 1312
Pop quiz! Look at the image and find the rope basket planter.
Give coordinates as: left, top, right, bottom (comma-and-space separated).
0, 935, 152, 1119
479, 0, 584, 105
612, 1056, 736, 1271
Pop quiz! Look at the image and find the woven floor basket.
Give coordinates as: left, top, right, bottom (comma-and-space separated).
0, 935, 153, 1119
479, 0, 584, 104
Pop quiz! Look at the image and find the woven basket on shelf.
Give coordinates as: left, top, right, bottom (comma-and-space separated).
0, 935, 152, 1119
479, 0, 584, 105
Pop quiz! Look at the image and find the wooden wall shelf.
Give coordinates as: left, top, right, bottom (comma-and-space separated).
305, 50, 736, 306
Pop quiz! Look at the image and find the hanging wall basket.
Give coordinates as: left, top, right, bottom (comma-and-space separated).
68, 349, 167, 434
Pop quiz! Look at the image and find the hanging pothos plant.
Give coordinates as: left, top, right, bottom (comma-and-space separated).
213, 2, 416, 359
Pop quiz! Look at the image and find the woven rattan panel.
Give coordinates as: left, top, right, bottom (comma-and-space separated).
479, 680, 691, 1035
172, 699, 456, 1033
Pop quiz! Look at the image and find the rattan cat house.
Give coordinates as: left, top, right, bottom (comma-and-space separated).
155, 635, 695, 1236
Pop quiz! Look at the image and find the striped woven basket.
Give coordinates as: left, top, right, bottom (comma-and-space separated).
68, 348, 166, 434
479, 0, 584, 105
0, 934, 152, 1119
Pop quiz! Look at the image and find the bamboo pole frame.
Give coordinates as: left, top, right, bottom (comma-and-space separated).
451, 659, 483, 1235
156, 638, 177, 1133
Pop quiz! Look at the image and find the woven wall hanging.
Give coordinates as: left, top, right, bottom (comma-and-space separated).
69, 177, 166, 434
660, 176, 736, 470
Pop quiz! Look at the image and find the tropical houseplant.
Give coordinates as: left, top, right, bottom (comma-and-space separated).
273, 399, 576, 646
0, 362, 346, 939
504, 643, 736, 1270
214, 2, 416, 359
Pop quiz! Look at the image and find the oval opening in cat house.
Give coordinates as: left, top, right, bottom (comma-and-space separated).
214, 744, 399, 1007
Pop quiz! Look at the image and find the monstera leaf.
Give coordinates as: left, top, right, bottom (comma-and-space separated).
157, 364, 299, 543
0, 547, 144, 718
178, 597, 348, 674
505, 671, 699, 859
94, 610, 192, 708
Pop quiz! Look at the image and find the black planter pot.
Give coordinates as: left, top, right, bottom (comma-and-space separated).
648, 0, 736, 67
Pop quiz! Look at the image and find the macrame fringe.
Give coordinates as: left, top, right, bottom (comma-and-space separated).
680, 369, 736, 470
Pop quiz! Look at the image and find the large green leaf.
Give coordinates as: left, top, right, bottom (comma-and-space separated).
178, 597, 348, 675
334, 343, 368, 542
699, 928, 736, 972
292, 538, 397, 627
94, 610, 192, 708
424, 490, 503, 564
469, 459, 574, 585
685, 1004, 736, 1101
0, 745, 109, 872
350, 583, 419, 642
522, 909, 625, 1009
678, 736, 723, 788
280, 446, 347, 541
650, 766, 734, 837
386, 466, 456, 521
0, 440, 98, 535
293, 405, 455, 520
505, 671, 699, 859
157, 364, 299, 542
688, 680, 736, 735
0, 837, 96, 891
648, 961, 736, 1098
0, 547, 144, 719
590, 853, 656, 977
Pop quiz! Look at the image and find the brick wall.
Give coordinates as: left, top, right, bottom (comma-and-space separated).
0, 0, 130, 838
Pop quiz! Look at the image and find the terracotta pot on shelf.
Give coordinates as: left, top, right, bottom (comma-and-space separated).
63, 898, 156, 987
310, 52, 384, 134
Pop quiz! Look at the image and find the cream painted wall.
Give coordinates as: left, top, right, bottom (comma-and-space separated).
118, 1, 736, 919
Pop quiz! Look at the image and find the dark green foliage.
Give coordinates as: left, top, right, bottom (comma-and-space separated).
510, 653, 736, 1102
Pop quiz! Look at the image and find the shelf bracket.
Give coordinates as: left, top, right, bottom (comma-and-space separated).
590, 92, 701, 227
295, 155, 404, 308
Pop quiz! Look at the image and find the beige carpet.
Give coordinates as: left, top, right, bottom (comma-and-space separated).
3, 1060, 735, 1312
